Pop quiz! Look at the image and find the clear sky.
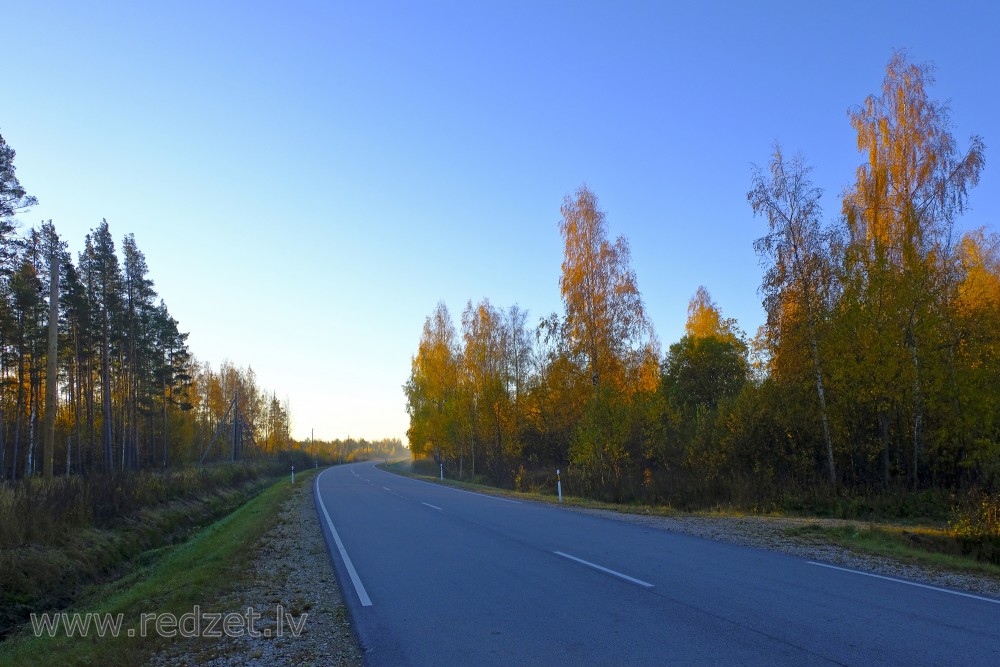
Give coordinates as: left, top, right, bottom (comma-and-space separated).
4, 1, 998, 444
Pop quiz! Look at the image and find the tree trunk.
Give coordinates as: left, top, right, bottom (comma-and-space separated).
495, 408, 503, 487
945, 345, 967, 486
0, 403, 5, 481
809, 335, 835, 485
162, 378, 169, 468
102, 308, 113, 470
73, 329, 82, 475
0, 351, 6, 481
27, 360, 37, 478
879, 407, 891, 488
85, 352, 94, 472
13, 344, 25, 481
43, 249, 58, 479
909, 340, 923, 489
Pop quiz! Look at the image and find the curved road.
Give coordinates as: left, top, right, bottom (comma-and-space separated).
315, 461, 999, 666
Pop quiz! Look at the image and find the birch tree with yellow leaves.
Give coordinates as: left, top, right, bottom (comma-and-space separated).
459, 299, 532, 485
558, 186, 658, 395
842, 50, 984, 487
749, 147, 838, 484
404, 301, 463, 462
558, 186, 660, 496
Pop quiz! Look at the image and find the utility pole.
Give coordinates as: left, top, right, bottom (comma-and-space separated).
43, 247, 59, 479
232, 391, 239, 462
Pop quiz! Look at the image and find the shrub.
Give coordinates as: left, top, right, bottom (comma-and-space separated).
951, 491, 1000, 538
950, 491, 1000, 565
0, 462, 277, 549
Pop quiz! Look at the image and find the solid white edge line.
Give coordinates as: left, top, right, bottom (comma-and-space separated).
554, 551, 654, 588
422, 502, 442, 511
315, 470, 373, 607
807, 561, 1000, 605
374, 463, 522, 504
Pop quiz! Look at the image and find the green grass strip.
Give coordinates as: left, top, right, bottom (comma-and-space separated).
0, 469, 315, 666
785, 523, 1000, 578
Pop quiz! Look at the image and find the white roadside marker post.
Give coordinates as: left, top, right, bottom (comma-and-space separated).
440, 463, 443, 481
292, 465, 295, 484
557, 469, 562, 503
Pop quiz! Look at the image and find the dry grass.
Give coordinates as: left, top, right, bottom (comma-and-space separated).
0, 472, 307, 666
0, 462, 280, 639
0, 463, 273, 548
786, 522, 1000, 575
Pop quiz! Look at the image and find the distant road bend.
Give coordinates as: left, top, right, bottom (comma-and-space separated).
315, 461, 1000, 666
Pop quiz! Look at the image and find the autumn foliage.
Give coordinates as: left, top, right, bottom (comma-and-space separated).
405, 52, 998, 508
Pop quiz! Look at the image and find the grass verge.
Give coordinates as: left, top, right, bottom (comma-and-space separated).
1, 462, 282, 638
0, 469, 315, 666
785, 523, 1000, 578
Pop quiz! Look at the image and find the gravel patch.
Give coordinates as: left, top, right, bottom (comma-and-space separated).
569, 507, 1000, 600
149, 479, 363, 667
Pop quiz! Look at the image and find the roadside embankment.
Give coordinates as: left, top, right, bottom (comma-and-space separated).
1, 464, 278, 640
0, 467, 363, 666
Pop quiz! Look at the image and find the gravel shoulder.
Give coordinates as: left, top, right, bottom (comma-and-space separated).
149, 476, 364, 667
569, 507, 1000, 599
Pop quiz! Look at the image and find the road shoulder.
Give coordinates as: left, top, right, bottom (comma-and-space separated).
150, 472, 364, 666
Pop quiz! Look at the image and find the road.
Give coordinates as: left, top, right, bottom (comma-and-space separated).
314, 461, 1000, 666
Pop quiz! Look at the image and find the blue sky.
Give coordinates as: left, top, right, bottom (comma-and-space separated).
5, 1, 998, 443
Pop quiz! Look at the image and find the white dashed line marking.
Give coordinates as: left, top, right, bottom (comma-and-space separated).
554, 551, 654, 588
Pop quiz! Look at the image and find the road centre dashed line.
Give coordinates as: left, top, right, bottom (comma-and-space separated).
554, 551, 654, 588
807, 562, 1000, 604
315, 469, 373, 607
422, 502, 442, 510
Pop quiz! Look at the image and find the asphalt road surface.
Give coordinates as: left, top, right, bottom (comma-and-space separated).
314, 461, 1000, 666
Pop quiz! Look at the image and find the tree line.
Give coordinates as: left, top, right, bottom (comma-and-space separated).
405, 52, 998, 504
0, 132, 292, 480
297, 437, 408, 464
